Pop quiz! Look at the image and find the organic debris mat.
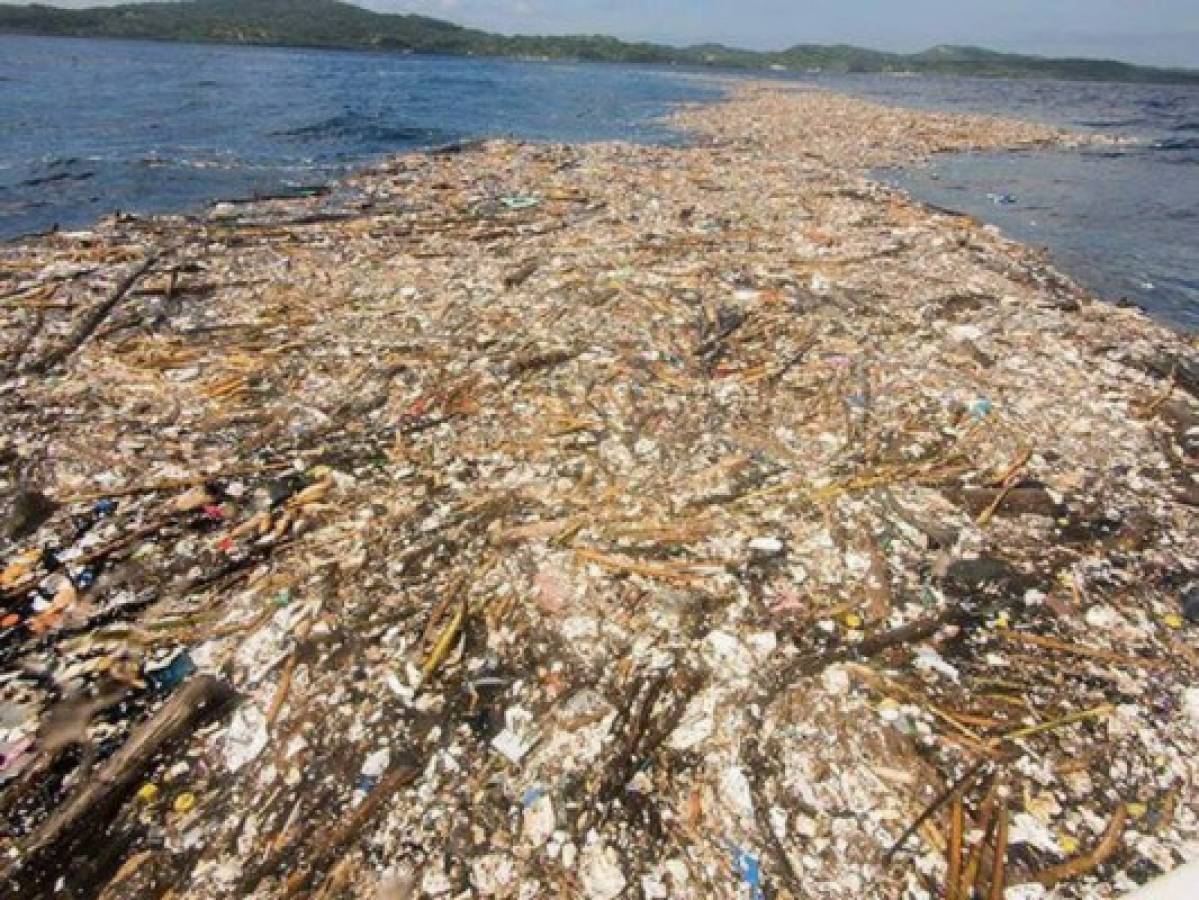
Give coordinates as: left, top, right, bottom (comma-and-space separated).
1, 83, 1197, 899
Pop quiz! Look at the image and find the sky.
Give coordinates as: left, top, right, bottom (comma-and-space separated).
26, 0, 1199, 68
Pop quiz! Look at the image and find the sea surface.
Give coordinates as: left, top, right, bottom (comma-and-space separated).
0, 36, 724, 237
0, 35, 1197, 330
811, 73, 1199, 330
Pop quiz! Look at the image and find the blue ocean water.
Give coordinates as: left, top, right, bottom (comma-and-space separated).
0, 35, 1196, 329
0, 35, 725, 238
811, 74, 1199, 330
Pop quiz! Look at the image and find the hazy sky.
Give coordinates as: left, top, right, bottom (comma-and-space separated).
26, 0, 1199, 67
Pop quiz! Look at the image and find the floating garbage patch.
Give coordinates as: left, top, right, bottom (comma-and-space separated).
0, 83, 1197, 898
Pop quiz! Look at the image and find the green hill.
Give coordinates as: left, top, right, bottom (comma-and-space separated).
2, 0, 1197, 84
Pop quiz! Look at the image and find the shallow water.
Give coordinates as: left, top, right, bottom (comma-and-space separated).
0, 35, 725, 239
808, 74, 1199, 331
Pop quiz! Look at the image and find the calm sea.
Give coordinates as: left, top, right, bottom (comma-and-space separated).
0, 36, 724, 235
0, 35, 1196, 329
811, 73, 1199, 330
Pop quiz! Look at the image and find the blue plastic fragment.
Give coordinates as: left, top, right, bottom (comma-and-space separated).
93, 499, 118, 516
522, 785, 547, 808
500, 195, 540, 211
75, 568, 96, 590
967, 398, 994, 420
357, 774, 379, 794
146, 651, 197, 691
733, 847, 764, 900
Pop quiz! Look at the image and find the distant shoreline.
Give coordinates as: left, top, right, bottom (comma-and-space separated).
4, 29, 1198, 93
0, 31, 743, 77
2, 0, 1198, 86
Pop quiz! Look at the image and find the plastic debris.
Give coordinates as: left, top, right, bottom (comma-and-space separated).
967, 397, 994, 419
145, 650, 197, 691
522, 790, 556, 847
223, 705, 269, 773
491, 706, 537, 764
748, 536, 785, 554
579, 839, 628, 900
0, 80, 1194, 900
500, 195, 541, 211
733, 847, 765, 900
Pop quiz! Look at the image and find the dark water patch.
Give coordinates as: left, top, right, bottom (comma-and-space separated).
0, 199, 50, 212
414, 72, 498, 89
1145, 96, 1186, 110
272, 112, 447, 147
1152, 137, 1199, 151
39, 156, 84, 168
1078, 118, 1148, 128
20, 170, 95, 188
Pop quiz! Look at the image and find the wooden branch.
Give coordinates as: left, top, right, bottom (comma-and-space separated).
987, 806, 1008, 900
883, 758, 987, 863
946, 796, 964, 900
964, 782, 1000, 894
1026, 804, 1128, 888
26, 254, 158, 374
5, 675, 236, 893
997, 630, 1168, 671
281, 765, 419, 896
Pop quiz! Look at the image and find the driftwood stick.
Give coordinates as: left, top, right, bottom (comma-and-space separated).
765, 601, 989, 707
1025, 803, 1127, 888
964, 781, 1000, 893
743, 737, 806, 899
54, 463, 293, 506
987, 805, 1009, 900
502, 259, 539, 289
281, 765, 419, 896
946, 796, 964, 900
6, 675, 236, 891
883, 757, 988, 863
27, 254, 158, 374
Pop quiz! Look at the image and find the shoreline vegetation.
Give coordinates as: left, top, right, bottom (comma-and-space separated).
3, 0, 1199, 85
2, 82, 1198, 899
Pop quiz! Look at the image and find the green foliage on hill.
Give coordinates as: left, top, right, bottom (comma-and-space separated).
3, 0, 1197, 85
